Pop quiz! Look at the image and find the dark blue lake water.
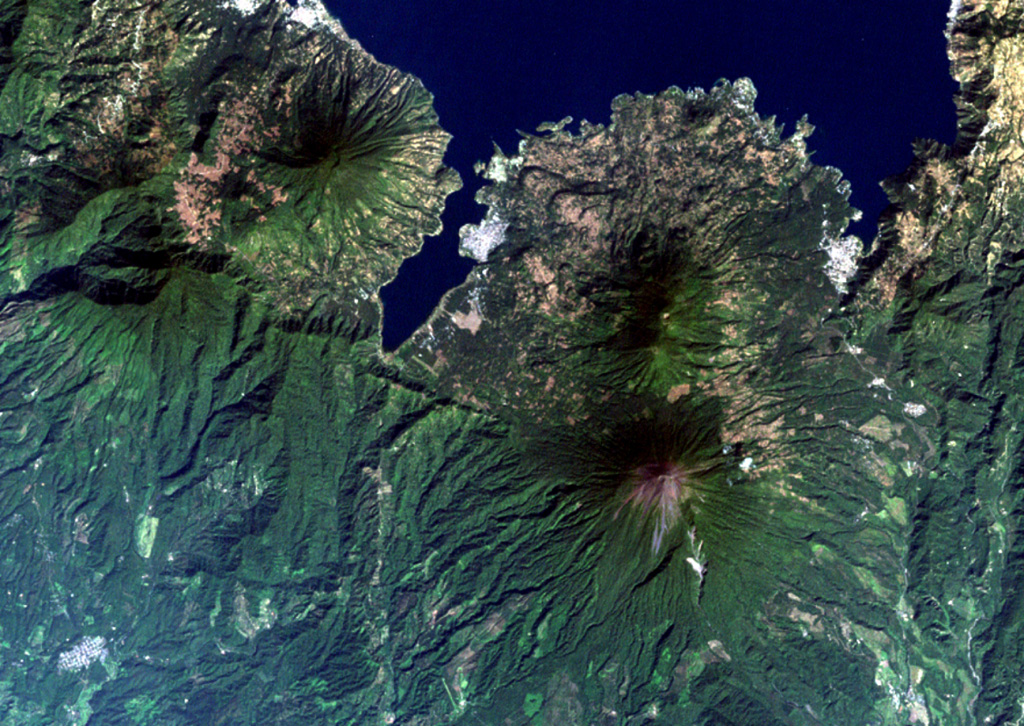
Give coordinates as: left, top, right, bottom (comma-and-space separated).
324, 1, 958, 348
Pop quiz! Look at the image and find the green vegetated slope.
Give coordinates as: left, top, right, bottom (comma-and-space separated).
0, 0, 457, 330
0, 276, 421, 723
848, 4, 1024, 724
0, 0, 1022, 724
393, 3, 1022, 723
0, 0, 460, 722
396, 81, 917, 724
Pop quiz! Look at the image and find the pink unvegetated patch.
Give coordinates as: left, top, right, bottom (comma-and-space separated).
451, 299, 483, 334
169, 96, 288, 247
172, 152, 229, 245
616, 461, 692, 553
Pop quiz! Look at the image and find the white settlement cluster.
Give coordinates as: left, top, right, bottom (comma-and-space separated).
56, 636, 109, 673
